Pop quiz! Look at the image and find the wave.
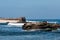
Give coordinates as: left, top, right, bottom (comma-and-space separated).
47, 21, 57, 23
26, 20, 37, 22
26, 20, 60, 24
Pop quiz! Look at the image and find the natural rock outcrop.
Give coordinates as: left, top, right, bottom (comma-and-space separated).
0, 17, 26, 23
22, 21, 60, 31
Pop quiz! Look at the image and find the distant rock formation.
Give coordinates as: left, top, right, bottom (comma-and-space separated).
0, 17, 26, 23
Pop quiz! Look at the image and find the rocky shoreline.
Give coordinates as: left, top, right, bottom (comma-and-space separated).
0, 17, 60, 31
22, 20, 60, 31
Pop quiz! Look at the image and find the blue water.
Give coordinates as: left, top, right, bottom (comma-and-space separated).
0, 19, 60, 40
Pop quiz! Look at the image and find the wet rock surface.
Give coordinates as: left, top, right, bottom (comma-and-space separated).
22, 21, 60, 31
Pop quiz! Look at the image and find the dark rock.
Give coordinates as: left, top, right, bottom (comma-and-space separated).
17, 17, 26, 23
22, 22, 60, 31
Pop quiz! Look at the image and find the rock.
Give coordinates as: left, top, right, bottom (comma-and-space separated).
22, 22, 32, 30
17, 17, 26, 23
22, 22, 60, 30
22, 22, 48, 30
0, 17, 26, 23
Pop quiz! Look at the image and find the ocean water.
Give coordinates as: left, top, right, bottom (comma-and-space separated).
0, 19, 60, 40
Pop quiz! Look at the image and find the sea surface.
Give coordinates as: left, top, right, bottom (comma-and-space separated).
0, 19, 60, 40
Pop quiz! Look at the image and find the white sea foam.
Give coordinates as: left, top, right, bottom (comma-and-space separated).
27, 20, 57, 23
47, 21, 57, 24
26, 20, 36, 22
8, 23, 24, 27
22, 29, 40, 32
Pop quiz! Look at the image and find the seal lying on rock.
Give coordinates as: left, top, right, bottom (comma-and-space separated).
22, 21, 60, 31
